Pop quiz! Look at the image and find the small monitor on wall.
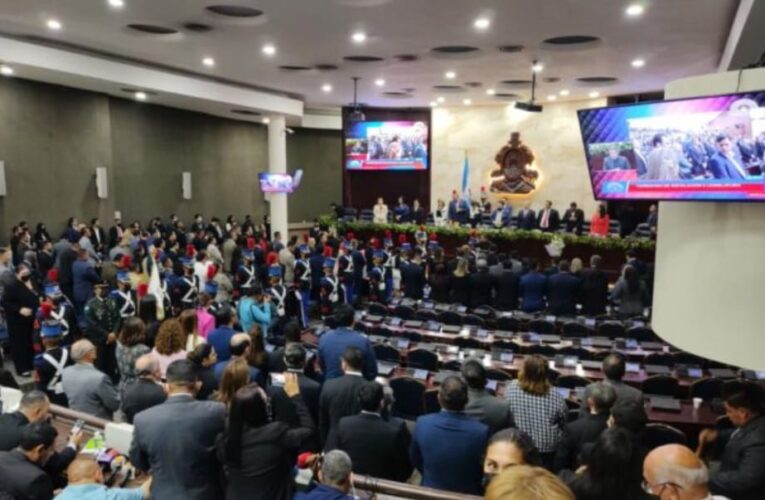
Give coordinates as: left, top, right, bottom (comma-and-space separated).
577, 90, 765, 201
258, 173, 294, 193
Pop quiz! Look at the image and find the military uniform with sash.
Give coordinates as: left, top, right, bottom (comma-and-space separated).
33, 321, 73, 407
83, 282, 120, 381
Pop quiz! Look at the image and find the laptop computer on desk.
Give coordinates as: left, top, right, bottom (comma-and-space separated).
554, 355, 579, 369
711, 368, 739, 379
434, 303, 450, 312
579, 360, 602, 371
640, 342, 664, 351
377, 362, 397, 377
404, 368, 430, 381
425, 321, 441, 332
390, 337, 410, 349
649, 397, 682, 412
539, 334, 561, 344
442, 325, 462, 334
365, 314, 383, 323
676, 365, 704, 379
368, 335, 387, 344
433, 370, 461, 384
387, 317, 402, 327
491, 351, 515, 364
644, 364, 672, 375
403, 320, 423, 329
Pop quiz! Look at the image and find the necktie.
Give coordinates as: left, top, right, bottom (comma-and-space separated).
541, 210, 550, 228
729, 156, 747, 178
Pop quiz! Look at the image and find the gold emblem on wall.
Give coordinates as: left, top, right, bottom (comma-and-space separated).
490, 131, 539, 195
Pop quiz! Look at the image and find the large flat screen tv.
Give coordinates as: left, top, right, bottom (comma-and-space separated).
258, 173, 294, 193
344, 120, 429, 171
577, 91, 765, 201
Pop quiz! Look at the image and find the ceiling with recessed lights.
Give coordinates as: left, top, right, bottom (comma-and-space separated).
0, 0, 743, 111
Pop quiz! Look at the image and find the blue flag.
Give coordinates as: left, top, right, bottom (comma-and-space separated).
461, 153, 470, 196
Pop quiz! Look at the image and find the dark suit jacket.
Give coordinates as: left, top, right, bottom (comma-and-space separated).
410, 411, 489, 495
0, 450, 53, 500
517, 209, 536, 230
121, 378, 167, 424
269, 372, 321, 451
546, 272, 581, 316
553, 412, 609, 472
400, 262, 425, 300
536, 208, 560, 232
329, 412, 412, 481
520, 271, 547, 312
465, 389, 514, 435
319, 374, 367, 447
72, 260, 99, 304
108, 225, 123, 249
130, 394, 227, 500
563, 208, 585, 234
468, 270, 493, 308
579, 269, 609, 316
493, 269, 520, 311
710, 415, 765, 500
708, 152, 745, 179
318, 329, 377, 381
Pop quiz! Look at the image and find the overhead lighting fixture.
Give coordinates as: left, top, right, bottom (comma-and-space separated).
262, 44, 276, 56
351, 31, 367, 43
202, 57, 215, 67
445, 71, 456, 79
46, 19, 62, 31
486, 88, 496, 96
108, 0, 125, 8
559, 89, 570, 96
626, 4, 645, 16
437, 96, 446, 103
262, 117, 271, 124
430, 101, 438, 107
321, 84, 333, 93
347, 77, 366, 122
463, 98, 472, 106
589, 91, 600, 98
532, 61, 543, 73
631, 58, 645, 68
474, 18, 490, 30
135, 91, 147, 101
375, 78, 385, 87
0, 65, 14, 76
547, 95, 557, 101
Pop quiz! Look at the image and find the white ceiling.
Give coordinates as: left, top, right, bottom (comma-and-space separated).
0, 0, 742, 111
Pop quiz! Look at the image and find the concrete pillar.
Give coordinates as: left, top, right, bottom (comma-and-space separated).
267, 115, 288, 240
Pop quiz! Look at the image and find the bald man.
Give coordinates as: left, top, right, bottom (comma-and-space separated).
212, 332, 263, 384
642, 444, 724, 500
121, 354, 167, 424
56, 457, 151, 499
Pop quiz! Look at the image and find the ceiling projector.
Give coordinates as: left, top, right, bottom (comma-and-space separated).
515, 101, 543, 113
347, 108, 366, 122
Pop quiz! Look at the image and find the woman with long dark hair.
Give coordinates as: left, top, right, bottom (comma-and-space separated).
115, 317, 150, 394
33, 223, 51, 248
1, 263, 40, 375
610, 265, 647, 317
216, 376, 315, 500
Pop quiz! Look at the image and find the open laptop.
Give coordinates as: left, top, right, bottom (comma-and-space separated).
539, 334, 562, 344
365, 314, 383, 323
390, 337, 410, 349
387, 317, 402, 327
455, 305, 468, 314
554, 355, 579, 369
710, 368, 738, 379
441, 325, 462, 334
491, 350, 515, 363
403, 320, 423, 329
676, 365, 704, 379
644, 364, 672, 375
433, 370, 461, 384
405, 368, 429, 381
425, 320, 441, 332
554, 387, 571, 399
625, 362, 641, 373
580, 360, 602, 371
472, 329, 490, 339
640, 342, 664, 351
377, 362, 397, 377
649, 397, 682, 412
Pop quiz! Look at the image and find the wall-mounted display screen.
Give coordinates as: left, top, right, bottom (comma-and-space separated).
258, 173, 294, 193
344, 120, 429, 171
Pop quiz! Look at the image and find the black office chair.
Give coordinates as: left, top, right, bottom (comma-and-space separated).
556, 346, 592, 361
644, 353, 675, 367
367, 302, 388, 317
408, 349, 439, 372
555, 375, 591, 389
424, 389, 440, 414
401, 330, 422, 342
627, 326, 659, 342
598, 321, 626, 339
567, 408, 581, 423
492, 340, 521, 353
497, 316, 521, 332
462, 314, 485, 328
473, 305, 497, 319
526, 344, 556, 357
485, 367, 512, 382
547, 368, 561, 384
642, 423, 687, 449
642, 375, 679, 397
673, 352, 707, 368
441, 360, 462, 371
415, 309, 438, 322
689, 378, 724, 401
528, 319, 556, 335
455, 337, 484, 350
373, 344, 401, 364
562, 322, 592, 338
372, 326, 393, 338
389, 377, 426, 420
354, 322, 369, 334
394, 305, 416, 320
438, 310, 462, 326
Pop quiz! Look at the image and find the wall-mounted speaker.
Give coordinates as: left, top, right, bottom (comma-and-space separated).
182, 172, 192, 200
96, 167, 108, 199
0, 161, 6, 197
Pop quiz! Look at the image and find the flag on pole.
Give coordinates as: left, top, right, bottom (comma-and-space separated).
147, 249, 165, 320
461, 151, 470, 199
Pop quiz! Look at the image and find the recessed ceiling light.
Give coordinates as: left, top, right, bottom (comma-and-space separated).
262, 44, 276, 56
108, 0, 125, 8
321, 84, 333, 93
474, 18, 490, 30
445, 71, 456, 79
430, 101, 438, 107
631, 58, 645, 68
589, 91, 600, 98
532, 62, 544, 73
202, 57, 215, 67
486, 88, 496, 96
351, 31, 367, 43
547, 95, 557, 101
46, 19, 62, 31
626, 4, 645, 16
559, 89, 570, 96
0, 65, 14, 76
375, 78, 385, 87
135, 91, 147, 101
463, 98, 472, 106
437, 96, 446, 103
262, 117, 271, 124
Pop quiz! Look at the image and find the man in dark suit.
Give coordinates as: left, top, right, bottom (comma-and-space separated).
536, 200, 560, 232
562, 202, 585, 235
0, 421, 58, 500
546, 260, 581, 316
493, 261, 520, 311
602, 147, 631, 170
121, 354, 167, 424
579, 255, 609, 316
319, 346, 369, 447
130, 359, 226, 500
461, 360, 514, 435
553, 381, 616, 472
318, 305, 377, 381
700, 383, 765, 500
519, 259, 547, 312
108, 218, 124, 250
469, 259, 493, 309
400, 253, 426, 300
708, 135, 747, 179
270, 344, 321, 451
328, 382, 412, 481
410, 376, 489, 495
89, 218, 106, 254
516, 203, 536, 230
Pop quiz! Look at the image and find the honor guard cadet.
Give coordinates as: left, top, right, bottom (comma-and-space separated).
33, 320, 73, 407
351, 239, 367, 303
237, 249, 257, 294
368, 250, 388, 304
337, 241, 355, 304
38, 282, 77, 343
111, 270, 137, 322
414, 225, 428, 255
319, 257, 340, 318
267, 265, 288, 320
83, 280, 120, 379
294, 245, 312, 327
177, 257, 199, 310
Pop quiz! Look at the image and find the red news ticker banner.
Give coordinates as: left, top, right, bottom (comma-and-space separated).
627, 182, 765, 196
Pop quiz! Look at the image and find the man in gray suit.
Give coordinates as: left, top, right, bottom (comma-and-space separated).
461, 359, 514, 435
579, 353, 643, 415
130, 359, 226, 500
61, 339, 120, 420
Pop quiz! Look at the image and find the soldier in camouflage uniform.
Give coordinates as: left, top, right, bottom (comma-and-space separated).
83, 280, 120, 382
